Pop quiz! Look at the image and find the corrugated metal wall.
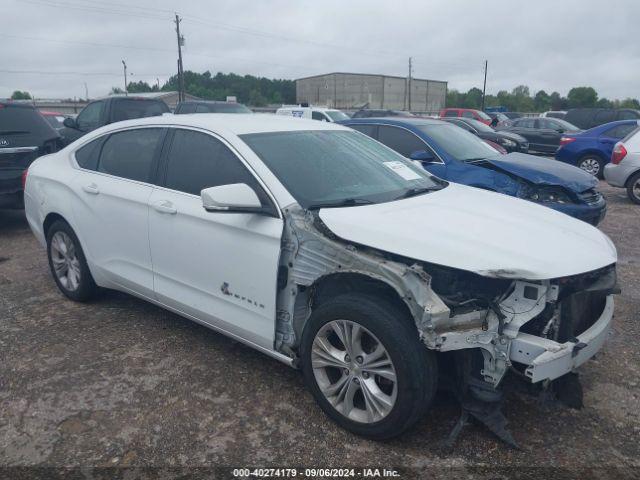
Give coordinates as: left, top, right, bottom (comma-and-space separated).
296, 73, 447, 111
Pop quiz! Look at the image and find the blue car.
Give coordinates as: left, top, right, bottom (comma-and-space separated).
555, 120, 639, 178
339, 118, 606, 225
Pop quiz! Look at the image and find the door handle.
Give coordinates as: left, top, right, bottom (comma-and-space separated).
152, 200, 177, 215
82, 183, 99, 195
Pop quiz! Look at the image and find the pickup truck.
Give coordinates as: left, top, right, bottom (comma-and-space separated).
60, 96, 169, 146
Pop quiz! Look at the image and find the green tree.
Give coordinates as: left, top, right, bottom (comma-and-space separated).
127, 81, 158, 93
110, 87, 125, 94
464, 87, 483, 109
617, 98, 640, 109
567, 87, 598, 108
533, 90, 551, 111
549, 91, 567, 110
11, 90, 31, 100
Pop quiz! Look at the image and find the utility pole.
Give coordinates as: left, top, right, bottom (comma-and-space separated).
407, 57, 413, 112
83, 82, 88, 100
121, 60, 128, 95
156, 77, 160, 91
481, 60, 488, 111
175, 14, 185, 102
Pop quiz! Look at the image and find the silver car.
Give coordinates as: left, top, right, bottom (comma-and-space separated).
605, 127, 640, 204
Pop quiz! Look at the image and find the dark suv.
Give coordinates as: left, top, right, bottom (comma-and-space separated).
565, 108, 640, 130
60, 96, 169, 146
0, 101, 60, 208
175, 100, 252, 114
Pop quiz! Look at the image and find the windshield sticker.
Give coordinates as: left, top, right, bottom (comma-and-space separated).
383, 161, 422, 181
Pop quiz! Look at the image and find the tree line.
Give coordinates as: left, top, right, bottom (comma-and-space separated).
110, 71, 296, 107
447, 85, 640, 113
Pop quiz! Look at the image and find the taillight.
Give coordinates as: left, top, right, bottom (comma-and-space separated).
21, 168, 29, 190
612, 143, 627, 165
559, 136, 576, 146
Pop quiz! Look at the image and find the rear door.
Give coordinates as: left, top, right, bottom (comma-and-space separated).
148, 127, 283, 349
70, 127, 166, 297
536, 118, 563, 152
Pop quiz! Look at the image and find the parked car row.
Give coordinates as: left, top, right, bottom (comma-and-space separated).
23, 114, 618, 440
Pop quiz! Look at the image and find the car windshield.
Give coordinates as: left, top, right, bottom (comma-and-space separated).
477, 110, 491, 121
241, 130, 443, 209
325, 110, 350, 122
418, 123, 500, 161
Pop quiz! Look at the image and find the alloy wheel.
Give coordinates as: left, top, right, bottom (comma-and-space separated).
50, 231, 81, 291
311, 319, 397, 423
632, 178, 640, 202
579, 157, 601, 176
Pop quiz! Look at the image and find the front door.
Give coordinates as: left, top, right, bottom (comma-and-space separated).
148, 128, 283, 349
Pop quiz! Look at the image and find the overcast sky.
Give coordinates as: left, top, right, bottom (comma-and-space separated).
2, 0, 639, 100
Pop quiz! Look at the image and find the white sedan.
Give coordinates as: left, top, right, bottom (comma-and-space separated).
24, 114, 617, 439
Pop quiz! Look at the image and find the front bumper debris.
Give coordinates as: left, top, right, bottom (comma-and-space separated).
510, 295, 614, 382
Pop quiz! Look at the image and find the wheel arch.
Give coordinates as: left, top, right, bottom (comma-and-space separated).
294, 272, 418, 345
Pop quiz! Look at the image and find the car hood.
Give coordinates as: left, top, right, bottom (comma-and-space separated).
478, 152, 598, 192
319, 183, 616, 280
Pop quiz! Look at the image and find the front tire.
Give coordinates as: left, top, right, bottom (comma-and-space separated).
301, 294, 437, 440
46, 220, 97, 302
578, 155, 604, 179
627, 171, 640, 205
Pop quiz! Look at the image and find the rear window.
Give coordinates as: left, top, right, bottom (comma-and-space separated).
111, 99, 169, 122
0, 105, 56, 137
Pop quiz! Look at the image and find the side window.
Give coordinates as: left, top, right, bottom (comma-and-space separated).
538, 119, 555, 130
518, 118, 535, 129
74, 137, 103, 170
350, 124, 378, 138
195, 104, 211, 113
452, 120, 474, 133
312, 111, 327, 121
77, 101, 104, 131
618, 110, 639, 120
97, 128, 163, 182
164, 129, 264, 199
377, 126, 427, 157
443, 110, 458, 117
462, 110, 474, 118
603, 124, 637, 139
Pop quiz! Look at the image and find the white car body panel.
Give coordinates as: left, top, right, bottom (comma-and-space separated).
319, 182, 616, 280
148, 186, 283, 349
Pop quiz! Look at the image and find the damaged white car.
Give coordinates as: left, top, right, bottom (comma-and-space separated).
24, 115, 618, 441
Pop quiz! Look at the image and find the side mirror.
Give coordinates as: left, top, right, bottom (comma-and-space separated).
63, 117, 78, 129
201, 183, 266, 214
409, 150, 436, 162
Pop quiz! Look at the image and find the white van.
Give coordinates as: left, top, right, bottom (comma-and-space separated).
275, 105, 349, 122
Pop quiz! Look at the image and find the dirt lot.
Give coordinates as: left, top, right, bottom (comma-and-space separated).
1, 182, 639, 479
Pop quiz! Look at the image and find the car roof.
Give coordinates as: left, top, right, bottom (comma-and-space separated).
89, 113, 350, 135
342, 117, 445, 127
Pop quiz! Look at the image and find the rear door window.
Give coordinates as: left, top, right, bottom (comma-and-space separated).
462, 110, 474, 118
75, 137, 104, 170
177, 103, 197, 114
98, 128, 164, 182
443, 110, 458, 117
377, 126, 427, 157
111, 99, 169, 122
516, 118, 535, 129
312, 111, 329, 121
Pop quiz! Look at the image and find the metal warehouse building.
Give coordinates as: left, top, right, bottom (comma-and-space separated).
296, 72, 447, 112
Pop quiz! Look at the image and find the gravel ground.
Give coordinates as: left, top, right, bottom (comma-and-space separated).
0, 182, 638, 479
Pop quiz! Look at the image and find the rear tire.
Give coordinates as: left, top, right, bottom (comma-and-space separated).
301, 293, 437, 440
578, 155, 604, 179
46, 220, 97, 302
627, 171, 640, 205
